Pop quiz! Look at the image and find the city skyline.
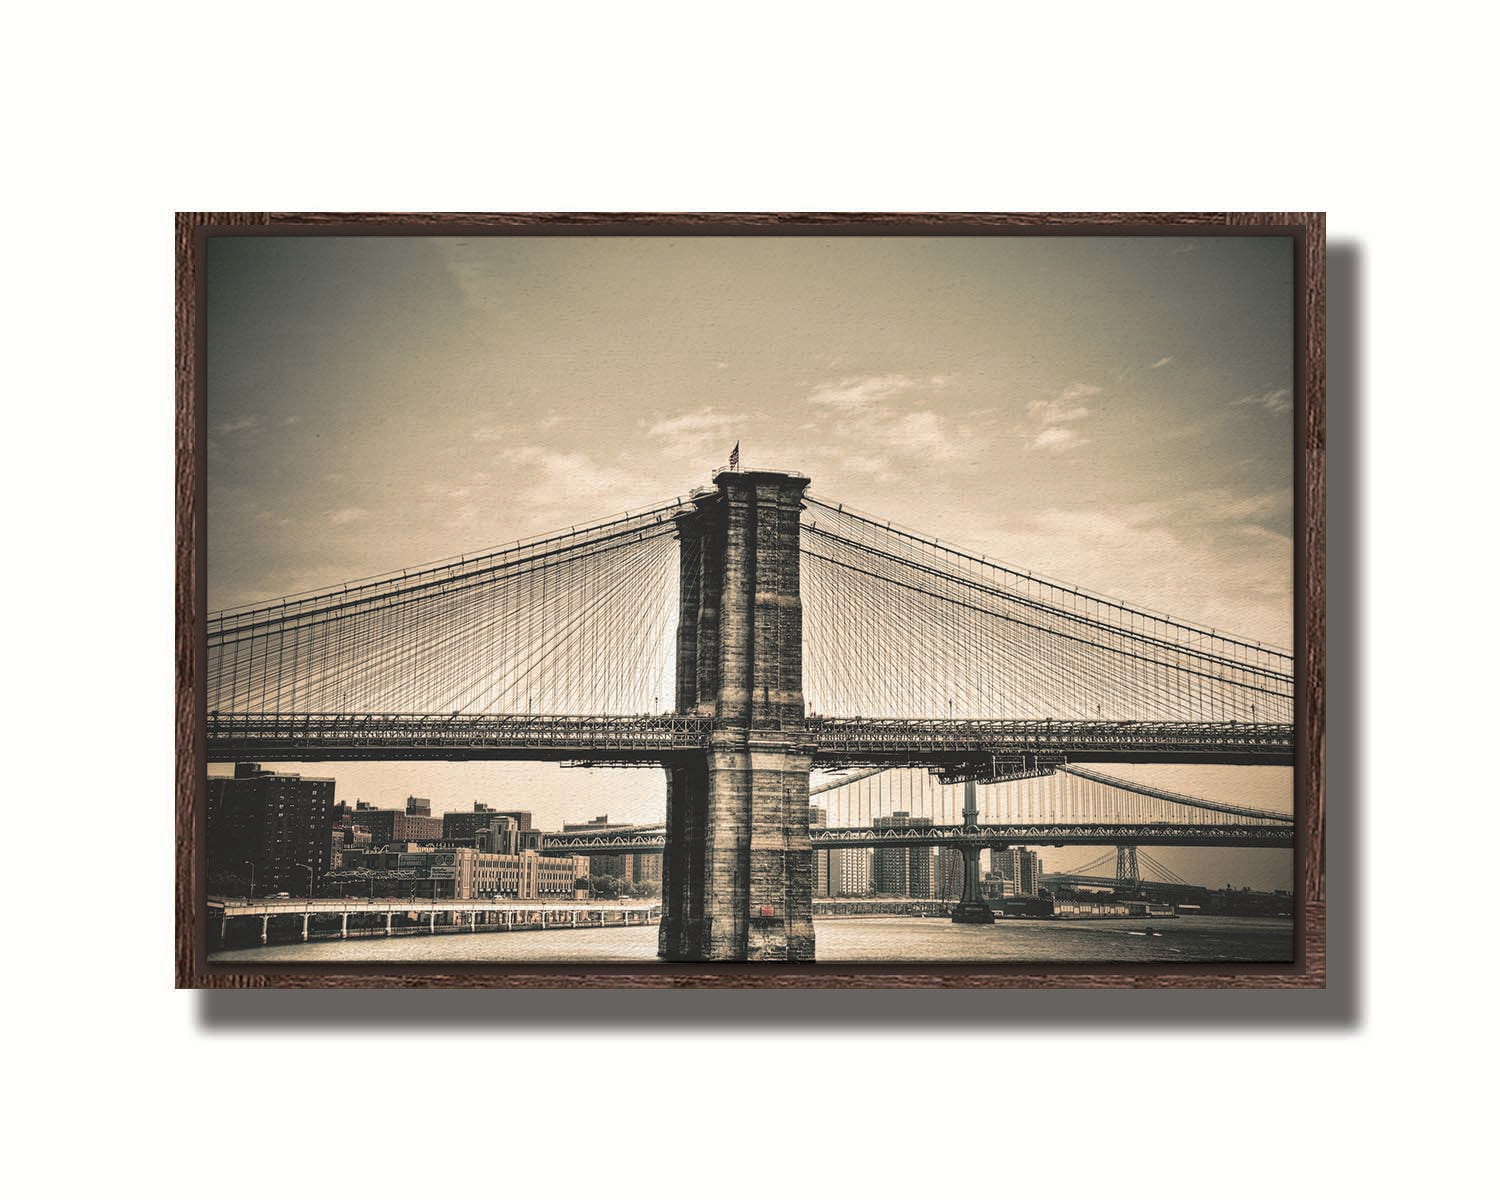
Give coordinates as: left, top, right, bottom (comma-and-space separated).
207, 758, 1287, 893
207, 233, 1294, 892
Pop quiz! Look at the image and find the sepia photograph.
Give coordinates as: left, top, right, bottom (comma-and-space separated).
181, 214, 1320, 984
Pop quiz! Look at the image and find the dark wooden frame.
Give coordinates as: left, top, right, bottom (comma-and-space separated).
176, 211, 1325, 989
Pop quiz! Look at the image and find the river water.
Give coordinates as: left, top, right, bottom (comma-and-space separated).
209, 914, 1291, 966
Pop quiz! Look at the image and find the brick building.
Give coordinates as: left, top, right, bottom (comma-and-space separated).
327, 845, 584, 901
353, 801, 444, 845
207, 763, 336, 896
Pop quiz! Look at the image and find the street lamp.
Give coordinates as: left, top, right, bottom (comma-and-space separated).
297, 862, 315, 899
243, 861, 256, 899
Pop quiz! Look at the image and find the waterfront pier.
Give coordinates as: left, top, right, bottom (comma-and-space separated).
209, 897, 662, 950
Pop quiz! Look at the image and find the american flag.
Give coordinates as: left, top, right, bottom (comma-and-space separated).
729, 441, 740, 471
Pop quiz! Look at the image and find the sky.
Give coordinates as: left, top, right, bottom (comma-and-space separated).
206, 233, 1295, 890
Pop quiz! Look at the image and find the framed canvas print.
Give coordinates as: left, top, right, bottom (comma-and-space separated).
176, 212, 1324, 989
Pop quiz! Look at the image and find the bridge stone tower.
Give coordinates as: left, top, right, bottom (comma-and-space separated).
950, 779, 996, 924
659, 469, 815, 962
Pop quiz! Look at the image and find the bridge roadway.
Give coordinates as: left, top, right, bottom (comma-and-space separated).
1042, 873, 1184, 890
537, 822, 1292, 853
206, 712, 1294, 767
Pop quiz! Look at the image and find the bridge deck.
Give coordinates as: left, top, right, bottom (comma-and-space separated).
207, 713, 1294, 766
537, 823, 1291, 853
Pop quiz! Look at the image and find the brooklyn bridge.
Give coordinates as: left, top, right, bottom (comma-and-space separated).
206, 467, 1294, 962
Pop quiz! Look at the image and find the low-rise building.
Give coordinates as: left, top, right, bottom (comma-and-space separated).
353, 800, 444, 844
327, 845, 584, 901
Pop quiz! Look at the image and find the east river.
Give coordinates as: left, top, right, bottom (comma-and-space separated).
209, 914, 1292, 966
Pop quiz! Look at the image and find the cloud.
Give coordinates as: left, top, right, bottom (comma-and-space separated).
1028, 400, 1090, 424
1235, 523, 1291, 544
1150, 356, 1174, 369
218, 414, 261, 436
643, 408, 740, 464
1233, 387, 1292, 415
1181, 489, 1284, 523
1026, 382, 1098, 452
885, 411, 965, 460
328, 507, 368, 525
499, 445, 640, 511
966, 503, 1292, 647
807, 373, 946, 410
646, 409, 737, 441
1031, 426, 1089, 453
814, 444, 895, 480
1028, 383, 1098, 425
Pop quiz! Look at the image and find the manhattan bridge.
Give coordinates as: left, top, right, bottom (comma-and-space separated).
206, 468, 1295, 961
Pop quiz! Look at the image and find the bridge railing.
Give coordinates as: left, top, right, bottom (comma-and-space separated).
808, 718, 1294, 761
537, 822, 1291, 852
207, 711, 1295, 766
807, 822, 1293, 848
207, 711, 719, 755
